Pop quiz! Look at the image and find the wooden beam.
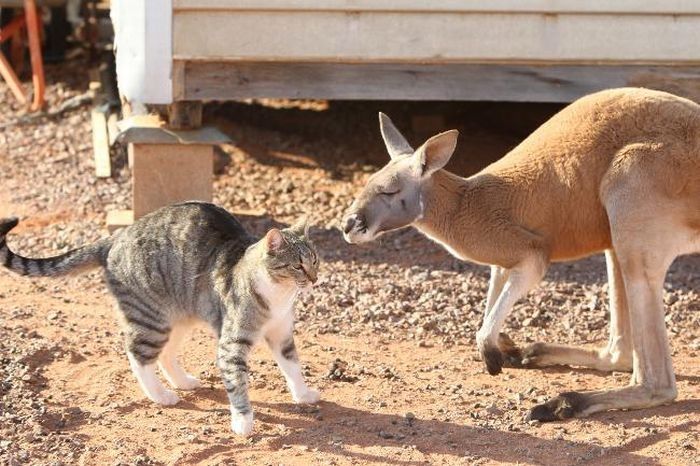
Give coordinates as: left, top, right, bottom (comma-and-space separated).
0, 51, 27, 104
181, 61, 700, 103
173, 0, 700, 15
24, 0, 45, 111
173, 10, 700, 63
167, 100, 202, 129
91, 108, 111, 178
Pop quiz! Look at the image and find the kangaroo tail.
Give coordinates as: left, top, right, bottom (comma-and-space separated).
0, 217, 110, 277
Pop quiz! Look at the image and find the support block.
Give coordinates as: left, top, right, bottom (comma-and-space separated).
131, 143, 213, 218
168, 100, 203, 130
106, 209, 134, 233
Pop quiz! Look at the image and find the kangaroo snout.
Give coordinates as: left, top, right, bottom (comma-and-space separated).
342, 214, 359, 234
341, 211, 371, 243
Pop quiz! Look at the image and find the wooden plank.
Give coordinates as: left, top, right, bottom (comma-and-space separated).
182, 62, 700, 103
173, 0, 700, 15
167, 100, 202, 129
91, 108, 111, 178
173, 11, 700, 63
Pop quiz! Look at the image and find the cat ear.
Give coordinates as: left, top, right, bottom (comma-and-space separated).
291, 216, 310, 237
264, 228, 285, 252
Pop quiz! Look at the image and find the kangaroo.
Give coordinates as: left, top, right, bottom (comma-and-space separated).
341, 88, 700, 421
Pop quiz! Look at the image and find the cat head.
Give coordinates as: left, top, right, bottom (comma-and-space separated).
262, 217, 319, 287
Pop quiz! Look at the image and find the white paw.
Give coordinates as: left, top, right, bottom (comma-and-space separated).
174, 375, 201, 390
231, 412, 254, 436
151, 389, 180, 406
293, 388, 321, 404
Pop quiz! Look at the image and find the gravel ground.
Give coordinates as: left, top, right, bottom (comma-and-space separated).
1, 58, 699, 465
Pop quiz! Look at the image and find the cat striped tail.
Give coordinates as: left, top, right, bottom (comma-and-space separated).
0, 217, 110, 277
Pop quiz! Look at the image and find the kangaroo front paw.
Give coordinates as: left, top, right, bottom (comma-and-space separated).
231, 412, 254, 436
293, 388, 321, 404
480, 343, 504, 375
150, 389, 180, 406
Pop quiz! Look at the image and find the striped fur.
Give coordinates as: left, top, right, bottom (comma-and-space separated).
0, 217, 109, 277
1, 203, 321, 435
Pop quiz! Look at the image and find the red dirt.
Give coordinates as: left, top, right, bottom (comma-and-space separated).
1, 269, 698, 465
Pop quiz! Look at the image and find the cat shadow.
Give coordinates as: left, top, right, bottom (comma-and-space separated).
9, 339, 92, 434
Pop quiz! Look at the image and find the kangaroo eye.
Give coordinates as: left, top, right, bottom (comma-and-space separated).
381, 190, 399, 196
292, 264, 302, 270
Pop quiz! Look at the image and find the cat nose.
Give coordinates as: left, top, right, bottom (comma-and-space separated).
342, 214, 358, 234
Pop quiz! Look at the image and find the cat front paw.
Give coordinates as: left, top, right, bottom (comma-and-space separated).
151, 389, 180, 406
174, 375, 201, 390
293, 388, 321, 404
231, 412, 254, 436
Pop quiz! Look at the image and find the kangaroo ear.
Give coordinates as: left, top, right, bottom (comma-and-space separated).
379, 112, 414, 159
290, 216, 310, 237
264, 228, 285, 252
415, 129, 459, 176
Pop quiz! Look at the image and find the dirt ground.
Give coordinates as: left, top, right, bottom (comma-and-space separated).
1, 60, 699, 466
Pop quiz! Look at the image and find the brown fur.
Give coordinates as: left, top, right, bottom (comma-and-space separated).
418, 88, 700, 265
343, 87, 700, 420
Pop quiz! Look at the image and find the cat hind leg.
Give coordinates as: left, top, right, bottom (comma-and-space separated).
158, 323, 201, 390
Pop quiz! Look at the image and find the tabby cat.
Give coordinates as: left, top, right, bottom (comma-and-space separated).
0, 202, 321, 435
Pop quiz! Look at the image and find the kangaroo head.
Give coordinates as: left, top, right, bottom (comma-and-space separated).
342, 113, 459, 244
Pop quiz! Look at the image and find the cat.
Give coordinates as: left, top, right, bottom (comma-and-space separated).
0, 201, 321, 435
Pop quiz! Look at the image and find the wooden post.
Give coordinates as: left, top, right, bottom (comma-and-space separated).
23, 0, 45, 111
91, 108, 112, 178
106, 121, 230, 231
0, 51, 26, 103
131, 143, 213, 218
167, 101, 202, 130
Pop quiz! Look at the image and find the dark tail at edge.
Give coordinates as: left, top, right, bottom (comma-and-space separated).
0, 217, 110, 277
